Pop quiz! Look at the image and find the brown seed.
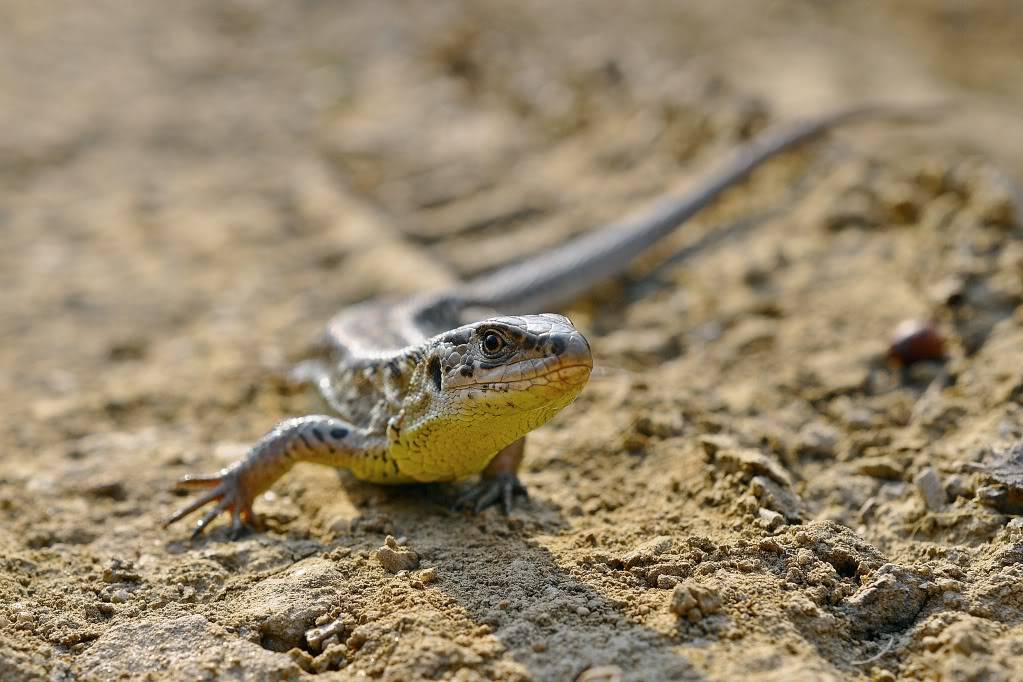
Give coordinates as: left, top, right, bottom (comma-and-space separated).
888, 319, 946, 367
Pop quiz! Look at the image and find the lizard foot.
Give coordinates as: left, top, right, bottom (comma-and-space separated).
164, 467, 262, 539
452, 473, 529, 515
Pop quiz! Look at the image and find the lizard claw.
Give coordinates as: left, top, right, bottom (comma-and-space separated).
164, 467, 261, 539
452, 473, 529, 515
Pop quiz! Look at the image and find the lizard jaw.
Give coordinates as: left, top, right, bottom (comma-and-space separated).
454, 361, 592, 394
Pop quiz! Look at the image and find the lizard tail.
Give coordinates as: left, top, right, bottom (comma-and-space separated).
457, 103, 942, 314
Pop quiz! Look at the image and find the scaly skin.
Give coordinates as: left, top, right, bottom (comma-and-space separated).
165, 105, 932, 537
165, 315, 591, 536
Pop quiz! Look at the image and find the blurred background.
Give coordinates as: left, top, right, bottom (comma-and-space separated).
4, 1, 1021, 388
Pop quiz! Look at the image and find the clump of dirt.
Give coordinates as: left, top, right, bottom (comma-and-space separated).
2, 1, 1023, 680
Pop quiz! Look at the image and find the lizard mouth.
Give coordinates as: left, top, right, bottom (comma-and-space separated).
457, 360, 593, 393
518, 361, 592, 389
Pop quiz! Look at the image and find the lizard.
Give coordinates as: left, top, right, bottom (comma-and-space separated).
165, 104, 924, 538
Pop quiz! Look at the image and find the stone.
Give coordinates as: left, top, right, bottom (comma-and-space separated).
669, 582, 722, 623
914, 468, 946, 511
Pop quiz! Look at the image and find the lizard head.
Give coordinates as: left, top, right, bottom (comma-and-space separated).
390, 314, 593, 481
438, 313, 592, 393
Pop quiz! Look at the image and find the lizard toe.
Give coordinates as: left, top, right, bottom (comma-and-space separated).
166, 469, 260, 540
191, 499, 229, 539
453, 473, 529, 515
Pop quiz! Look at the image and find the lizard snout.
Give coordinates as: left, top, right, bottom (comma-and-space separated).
550, 331, 593, 370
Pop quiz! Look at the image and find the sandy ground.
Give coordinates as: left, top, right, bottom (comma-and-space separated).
3, 1, 1023, 680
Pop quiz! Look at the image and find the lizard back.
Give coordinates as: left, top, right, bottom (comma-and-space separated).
312, 299, 431, 431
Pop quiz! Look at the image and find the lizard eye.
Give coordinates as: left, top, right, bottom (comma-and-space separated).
481, 331, 505, 356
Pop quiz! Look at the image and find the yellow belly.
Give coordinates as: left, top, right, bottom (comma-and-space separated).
376, 387, 581, 484
343, 415, 522, 485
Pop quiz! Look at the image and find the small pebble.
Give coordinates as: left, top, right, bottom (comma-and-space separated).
795, 548, 816, 567
111, 589, 130, 604
975, 484, 1009, 510
101, 559, 139, 584
657, 575, 680, 589
757, 508, 785, 531
576, 606, 590, 617
888, 319, 946, 367
305, 616, 345, 652
944, 474, 974, 500
914, 467, 946, 511
859, 497, 879, 522
621, 536, 673, 568
855, 456, 904, 480
669, 582, 722, 623
415, 567, 438, 586
532, 641, 547, 653
375, 539, 419, 573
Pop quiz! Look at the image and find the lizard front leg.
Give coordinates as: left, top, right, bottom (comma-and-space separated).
453, 438, 528, 514
164, 415, 385, 538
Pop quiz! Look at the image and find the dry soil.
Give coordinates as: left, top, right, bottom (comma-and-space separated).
3, 2, 1023, 680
